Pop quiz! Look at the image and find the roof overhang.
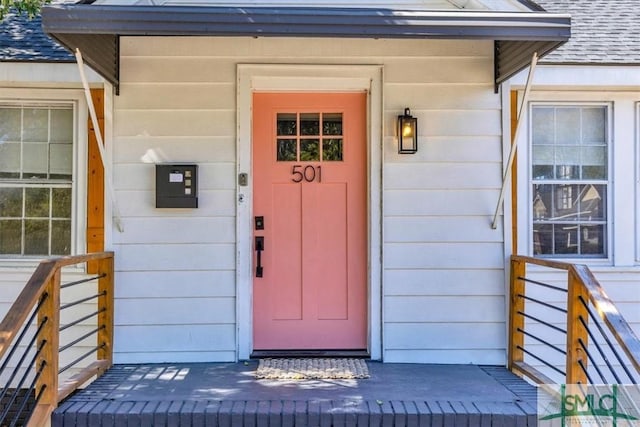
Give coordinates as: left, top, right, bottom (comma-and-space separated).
41, 4, 570, 93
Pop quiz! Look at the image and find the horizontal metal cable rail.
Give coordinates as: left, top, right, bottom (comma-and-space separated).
0, 252, 114, 427
509, 255, 640, 388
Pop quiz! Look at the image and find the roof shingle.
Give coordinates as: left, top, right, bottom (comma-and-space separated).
535, 0, 640, 64
0, 12, 73, 62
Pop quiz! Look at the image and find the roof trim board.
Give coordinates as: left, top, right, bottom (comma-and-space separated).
41, 4, 570, 91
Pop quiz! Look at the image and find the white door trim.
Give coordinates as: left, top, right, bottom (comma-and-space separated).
236, 64, 383, 360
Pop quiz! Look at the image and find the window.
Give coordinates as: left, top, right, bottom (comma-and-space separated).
0, 103, 75, 256
530, 105, 609, 257
276, 112, 343, 162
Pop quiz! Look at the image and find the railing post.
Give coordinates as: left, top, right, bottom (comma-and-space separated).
566, 268, 589, 385
36, 269, 61, 409
508, 257, 526, 371
97, 254, 114, 367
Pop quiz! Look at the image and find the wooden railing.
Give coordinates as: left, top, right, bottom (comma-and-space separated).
0, 252, 114, 426
509, 255, 640, 386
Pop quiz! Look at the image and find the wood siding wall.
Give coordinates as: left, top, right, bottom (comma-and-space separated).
113, 37, 505, 363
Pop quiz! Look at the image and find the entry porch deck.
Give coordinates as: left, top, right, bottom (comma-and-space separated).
53, 362, 539, 426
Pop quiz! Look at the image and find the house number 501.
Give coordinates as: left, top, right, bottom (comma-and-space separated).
291, 165, 322, 183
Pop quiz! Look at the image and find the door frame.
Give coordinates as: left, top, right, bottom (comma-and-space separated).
236, 64, 383, 360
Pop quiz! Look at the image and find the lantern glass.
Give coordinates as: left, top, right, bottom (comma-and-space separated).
398, 109, 418, 154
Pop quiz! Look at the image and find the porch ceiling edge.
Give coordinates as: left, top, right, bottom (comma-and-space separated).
41, 4, 570, 92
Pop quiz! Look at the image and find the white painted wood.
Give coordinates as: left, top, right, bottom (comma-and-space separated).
385, 242, 505, 269
97, 0, 533, 12
114, 136, 236, 164
113, 163, 236, 191
109, 36, 505, 363
115, 244, 235, 271
384, 269, 505, 296
115, 297, 235, 325
385, 217, 503, 242
384, 163, 501, 189
612, 99, 636, 266
120, 37, 492, 59
113, 110, 236, 137
384, 349, 505, 364
384, 136, 502, 163
116, 83, 235, 110
0, 88, 90, 260
514, 90, 640, 268
112, 217, 235, 244
0, 63, 102, 86
385, 323, 505, 349
385, 189, 499, 216
114, 324, 235, 352
510, 65, 640, 90
115, 271, 235, 298
115, 190, 236, 217
385, 296, 505, 322
98, 0, 460, 9
113, 351, 236, 363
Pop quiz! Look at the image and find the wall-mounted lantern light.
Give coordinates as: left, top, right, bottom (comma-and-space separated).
397, 108, 418, 154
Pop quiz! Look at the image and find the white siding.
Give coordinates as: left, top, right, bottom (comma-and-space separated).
113, 36, 505, 363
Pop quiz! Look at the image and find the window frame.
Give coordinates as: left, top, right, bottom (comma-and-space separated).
636, 101, 640, 263
526, 100, 614, 262
0, 89, 88, 265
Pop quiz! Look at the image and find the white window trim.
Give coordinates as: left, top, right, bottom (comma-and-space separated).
516, 93, 616, 266
0, 88, 88, 267
636, 102, 640, 263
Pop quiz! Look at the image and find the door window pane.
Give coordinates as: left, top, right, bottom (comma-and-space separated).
323, 113, 342, 136
277, 113, 297, 136
322, 139, 343, 161
300, 139, 320, 161
275, 111, 346, 163
277, 139, 297, 162
300, 113, 319, 136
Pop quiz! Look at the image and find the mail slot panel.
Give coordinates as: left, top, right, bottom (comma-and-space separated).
155, 164, 198, 208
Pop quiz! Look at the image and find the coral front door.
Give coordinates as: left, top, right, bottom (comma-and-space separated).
252, 92, 367, 350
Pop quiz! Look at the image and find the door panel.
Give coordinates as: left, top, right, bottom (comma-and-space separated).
252, 92, 367, 350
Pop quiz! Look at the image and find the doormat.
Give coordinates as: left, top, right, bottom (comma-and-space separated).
255, 358, 370, 380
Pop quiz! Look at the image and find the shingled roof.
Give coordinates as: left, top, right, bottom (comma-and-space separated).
535, 0, 640, 64
0, 12, 74, 62
5, 0, 639, 65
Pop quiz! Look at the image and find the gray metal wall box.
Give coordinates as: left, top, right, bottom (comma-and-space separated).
155, 164, 198, 208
